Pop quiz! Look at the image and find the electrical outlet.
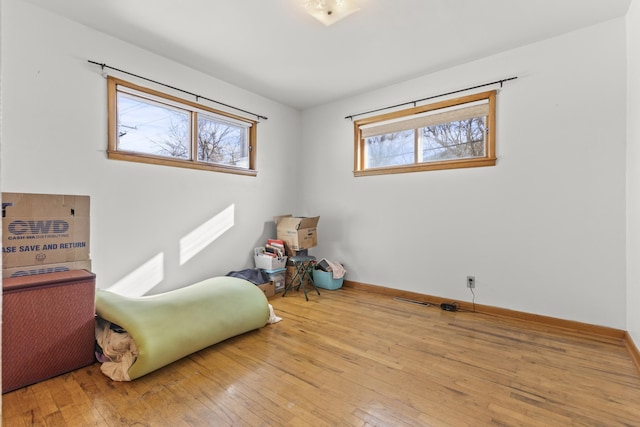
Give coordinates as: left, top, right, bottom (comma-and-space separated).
467, 276, 475, 288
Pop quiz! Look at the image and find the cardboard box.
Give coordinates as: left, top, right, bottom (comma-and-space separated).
2, 193, 90, 268
257, 281, 275, 298
266, 268, 286, 293
2, 260, 92, 279
274, 214, 320, 254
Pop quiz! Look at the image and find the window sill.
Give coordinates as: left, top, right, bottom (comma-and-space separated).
107, 151, 257, 177
354, 157, 497, 177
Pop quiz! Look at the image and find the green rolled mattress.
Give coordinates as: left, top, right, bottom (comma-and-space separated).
95, 275, 269, 380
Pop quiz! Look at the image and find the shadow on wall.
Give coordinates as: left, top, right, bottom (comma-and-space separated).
107, 204, 236, 297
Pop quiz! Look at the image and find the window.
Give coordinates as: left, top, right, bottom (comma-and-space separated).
353, 91, 496, 176
107, 77, 257, 175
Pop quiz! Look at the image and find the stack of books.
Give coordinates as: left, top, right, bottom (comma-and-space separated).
264, 239, 286, 259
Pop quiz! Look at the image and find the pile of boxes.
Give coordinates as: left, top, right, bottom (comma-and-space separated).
252, 215, 321, 297
253, 240, 287, 297
2, 193, 91, 278
274, 214, 320, 290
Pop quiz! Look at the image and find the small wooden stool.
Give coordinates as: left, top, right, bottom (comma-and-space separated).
283, 255, 320, 301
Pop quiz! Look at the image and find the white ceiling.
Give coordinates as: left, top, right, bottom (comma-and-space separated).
23, 0, 631, 110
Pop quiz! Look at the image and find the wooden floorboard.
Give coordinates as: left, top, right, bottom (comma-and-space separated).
3, 287, 640, 426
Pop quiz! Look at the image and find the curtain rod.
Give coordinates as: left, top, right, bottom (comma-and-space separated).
88, 60, 268, 121
344, 76, 518, 121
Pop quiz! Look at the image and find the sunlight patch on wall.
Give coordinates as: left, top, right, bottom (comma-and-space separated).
106, 253, 165, 297
180, 204, 235, 265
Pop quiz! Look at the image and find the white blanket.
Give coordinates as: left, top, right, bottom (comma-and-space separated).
319, 258, 346, 279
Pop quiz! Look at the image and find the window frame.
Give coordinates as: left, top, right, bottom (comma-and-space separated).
107, 76, 258, 176
353, 90, 496, 176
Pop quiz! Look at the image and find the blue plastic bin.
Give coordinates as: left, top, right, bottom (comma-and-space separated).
312, 269, 344, 290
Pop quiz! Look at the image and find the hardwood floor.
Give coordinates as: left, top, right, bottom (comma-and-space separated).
3, 287, 640, 426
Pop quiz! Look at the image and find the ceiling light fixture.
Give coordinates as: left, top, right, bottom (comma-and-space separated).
303, 0, 360, 26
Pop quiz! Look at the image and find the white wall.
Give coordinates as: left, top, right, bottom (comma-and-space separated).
0, 0, 633, 331
627, 0, 640, 344
0, 0, 301, 295
302, 18, 628, 329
